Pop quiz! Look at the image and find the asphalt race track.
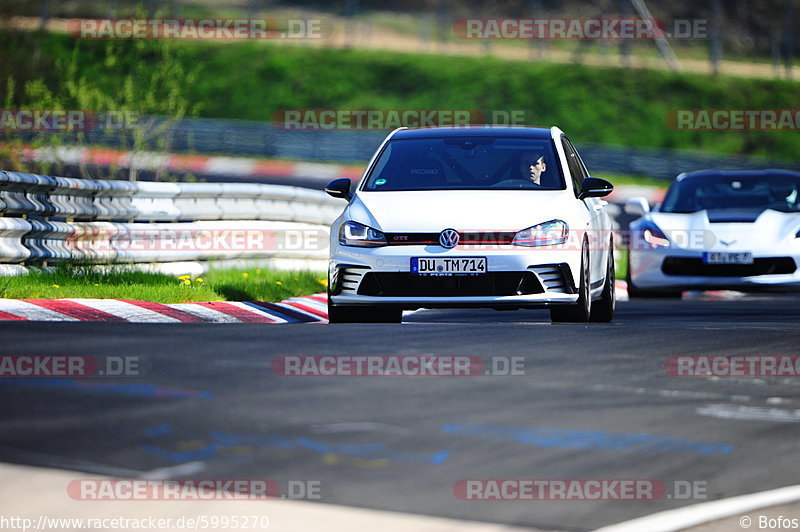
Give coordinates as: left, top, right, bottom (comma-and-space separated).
1, 295, 799, 531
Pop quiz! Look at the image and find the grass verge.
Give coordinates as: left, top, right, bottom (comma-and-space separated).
614, 248, 628, 281
0, 266, 327, 303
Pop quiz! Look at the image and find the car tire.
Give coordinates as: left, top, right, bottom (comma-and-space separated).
590, 246, 615, 323
328, 297, 403, 323
550, 244, 591, 323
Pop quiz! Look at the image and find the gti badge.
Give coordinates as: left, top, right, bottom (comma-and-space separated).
439, 228, 460, 249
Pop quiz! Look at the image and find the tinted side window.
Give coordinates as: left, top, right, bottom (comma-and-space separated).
568, 139, 590, 180
561, 137, 584, 197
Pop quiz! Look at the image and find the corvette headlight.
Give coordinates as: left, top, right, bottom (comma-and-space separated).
339, 221, 387, 247
640, 220, 670, 248
512, 220, 568, 247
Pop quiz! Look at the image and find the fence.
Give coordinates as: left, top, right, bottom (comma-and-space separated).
19, 117, 800, 182
0, 170, 344, 275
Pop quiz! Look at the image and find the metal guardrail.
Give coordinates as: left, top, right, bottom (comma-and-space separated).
0, 170, 343, 272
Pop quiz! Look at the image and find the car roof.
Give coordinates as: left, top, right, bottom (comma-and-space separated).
676, 169, 800, 182
391, 126, 554, 140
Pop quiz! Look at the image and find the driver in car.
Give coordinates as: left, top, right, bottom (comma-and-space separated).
518, 152, 547, 185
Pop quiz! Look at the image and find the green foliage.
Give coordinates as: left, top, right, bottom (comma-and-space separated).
0, 25, 200, 178
4, 29, 800, 160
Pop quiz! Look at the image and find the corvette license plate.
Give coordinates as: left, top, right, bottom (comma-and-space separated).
411, 257, 487, 276
703, 252, 753, 264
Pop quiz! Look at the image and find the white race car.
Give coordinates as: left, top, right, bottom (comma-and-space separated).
324, 126, 615, 323
625, 169, 800, 297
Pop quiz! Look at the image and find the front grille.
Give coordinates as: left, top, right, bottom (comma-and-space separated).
662, 257, 797, 277
384, 232, 516, 245
357, 272, 544, 297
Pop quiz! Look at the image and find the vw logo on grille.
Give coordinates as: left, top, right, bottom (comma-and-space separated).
439, 228, 460, 249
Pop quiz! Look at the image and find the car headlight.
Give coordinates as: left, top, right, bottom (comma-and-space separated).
512, 220, 568, 247
640, 220, 670, 248
339, 221, 387, 247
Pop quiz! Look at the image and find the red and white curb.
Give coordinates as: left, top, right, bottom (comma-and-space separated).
0, 287, 634, 323
13, 144, 363, 182
14, 144, 668, 205
606, 184, 666, 205
615, 280, 629, 301
0, 294, 330, 324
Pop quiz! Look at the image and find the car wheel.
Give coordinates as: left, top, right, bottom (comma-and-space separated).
550, 244, 591, 323
590, 245, 615, 323
328, 298, 402, 323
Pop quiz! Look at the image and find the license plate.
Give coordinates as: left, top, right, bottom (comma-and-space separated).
703, 252, 753, 264
411, 257, 487, 276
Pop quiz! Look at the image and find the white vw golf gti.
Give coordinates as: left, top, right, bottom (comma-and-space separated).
325, 126, 615, 323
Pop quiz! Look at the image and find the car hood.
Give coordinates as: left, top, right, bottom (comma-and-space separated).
348, 190, 574, 232
648, 209, 800, 251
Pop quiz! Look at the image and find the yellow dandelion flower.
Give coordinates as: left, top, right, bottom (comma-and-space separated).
178, 274, 191, 280
52, 284, 60, 288
255, 269, 262, 274
183, 279, 191, 285
317, 279, 327, 286
294, 277, 299, 281
94, 283, 100, 286
195, 278, 204, 283
276, 281, 282, 285
242, 272, 249, 278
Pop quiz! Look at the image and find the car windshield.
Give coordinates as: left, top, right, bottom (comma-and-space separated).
660, 173, 800, 213
362, 136, 565, 191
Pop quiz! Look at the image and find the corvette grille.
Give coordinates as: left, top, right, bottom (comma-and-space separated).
356, 271, 544, 297
661, 257, 797, 277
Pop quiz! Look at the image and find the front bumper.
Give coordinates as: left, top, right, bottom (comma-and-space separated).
329, 244, 582, 309
630, 247, 800, 291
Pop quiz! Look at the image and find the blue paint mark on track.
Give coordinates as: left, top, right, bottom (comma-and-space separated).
139, 429, 451, 465
441, 423, 733, 455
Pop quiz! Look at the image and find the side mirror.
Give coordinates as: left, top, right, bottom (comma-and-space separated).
325, 178, 352, 200
624, 197, 651, 217
578, 177, 614, 200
